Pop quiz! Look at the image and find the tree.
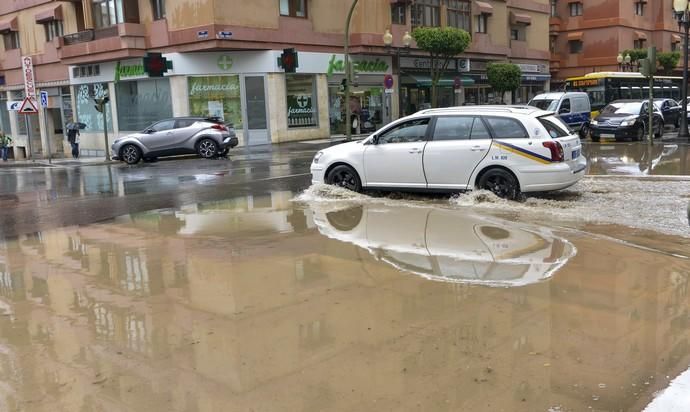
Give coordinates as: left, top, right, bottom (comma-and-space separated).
412, 27, 471, 108
620, 49, 680, 74
486, 63, 521, 103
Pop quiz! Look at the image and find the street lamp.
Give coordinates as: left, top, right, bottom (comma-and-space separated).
616, 53, 633, 72
383, 30, 412, 119
673, 0, 690, 138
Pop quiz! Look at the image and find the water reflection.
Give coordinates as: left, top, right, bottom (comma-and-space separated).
586, 143, 690, 175
0, 193, 688, 411
312, 203, 576, 287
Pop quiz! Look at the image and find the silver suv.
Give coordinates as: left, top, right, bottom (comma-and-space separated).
111, 117, 239, 164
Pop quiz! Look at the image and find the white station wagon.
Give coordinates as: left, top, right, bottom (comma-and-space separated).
311, 106, 587, 199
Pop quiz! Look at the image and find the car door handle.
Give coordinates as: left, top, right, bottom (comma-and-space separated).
471, 146, 487, 152
409, 148, 422, 154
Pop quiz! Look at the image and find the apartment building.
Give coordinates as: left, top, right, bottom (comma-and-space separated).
550, 0, 682, 86
0, 0, 550, 159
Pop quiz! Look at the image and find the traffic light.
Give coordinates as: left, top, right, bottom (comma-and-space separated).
278, 48, 299, 73
143, 52, 172, 77
639, 46, 657, 78
94, 95, 110, 113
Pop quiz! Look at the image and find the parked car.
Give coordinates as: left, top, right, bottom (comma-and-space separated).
653, 98, 681, 128
528, 92, 591, 138
589, 100, 664, 142
310, 106, 587, 200
111, 117, 238, 164
312, 203, 576, 287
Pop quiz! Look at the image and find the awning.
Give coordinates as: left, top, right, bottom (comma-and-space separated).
521, 74, 551, 81
673, 34, 682, 42
35, 4, 63, 23
567, 31, 583, 41
402, 74, 475, 87
634, 31, 647, 40
510, 12, 532, 26
475, 1, 493, 14
0, 17, 18, 34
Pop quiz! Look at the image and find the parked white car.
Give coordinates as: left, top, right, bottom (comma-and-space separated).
311, 203, 576, 287
311, 106, 587, 199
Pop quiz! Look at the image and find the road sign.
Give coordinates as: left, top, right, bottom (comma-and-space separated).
18, 97, 38, 114
384, 74, 394, 89
6, 101, 21, 111
22, 56, 36, 101
40, 91, 48, 108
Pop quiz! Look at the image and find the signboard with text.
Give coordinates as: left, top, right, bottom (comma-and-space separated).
22, 56, 36, 100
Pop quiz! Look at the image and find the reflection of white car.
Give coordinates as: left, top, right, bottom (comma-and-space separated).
311, 106, 587, 200
311, 203, 576, 287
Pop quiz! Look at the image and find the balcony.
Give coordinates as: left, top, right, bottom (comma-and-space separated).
59, 23, 146, 65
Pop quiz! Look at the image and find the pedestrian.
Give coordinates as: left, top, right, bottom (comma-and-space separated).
67, 125, 80, 159
0, 130, 11, 162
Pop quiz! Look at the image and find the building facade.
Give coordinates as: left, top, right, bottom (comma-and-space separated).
550, 0, 681, 86
0, 0, 550, 159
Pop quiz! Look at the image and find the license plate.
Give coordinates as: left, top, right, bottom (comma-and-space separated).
571, 149, 580, 159
600, 133, 615, 138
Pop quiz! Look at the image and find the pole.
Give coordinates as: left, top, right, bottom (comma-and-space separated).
43, 107, 52, 164
679, 15, 690, 138
102, 107, 108, 161
344, 0, 359, 141
24, 115, 32, 161
649, 74, 654, 144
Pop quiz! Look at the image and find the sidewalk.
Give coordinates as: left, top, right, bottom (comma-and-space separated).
0, 156, 114, 168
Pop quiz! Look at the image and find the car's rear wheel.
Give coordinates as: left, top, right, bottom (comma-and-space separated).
326, 165, 362, 192
197, 138, 218, 159
478, 168, 520, 200
121, 144, 142, 165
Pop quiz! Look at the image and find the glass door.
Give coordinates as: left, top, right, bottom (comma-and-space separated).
244, 76, 270, 146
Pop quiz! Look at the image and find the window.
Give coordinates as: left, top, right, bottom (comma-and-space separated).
672, 42, 678, 52
92, 0, 124, 27
559, 98, 571, 113
471, 117, 491, 139
3, 32, 19, 50
539, 118, 569, 138
188, 76, 243, 128
43, 20, 63, 41
280, 0, 307, 18
475, 14, 487, 33
150, 119, 175, 132
116, 78, 173, 131
433, 116, 473, 140
286, 75, 318, 128
511, 26, 525, 41
569, 40, 583, 53
411, 0, 440, 28
447, 0, 471, 31
550, 35, 556, 53
152, 0, 166, 20
378, 118, 430, 144
569, 2, 583, 16
550, 0, 557, 17
634, 39, 646, 49
175, 119, 196, 129
391, 3, 406, 25
635, 1, 644, 16
484, 117, 528, 139
74, 83, 113, 132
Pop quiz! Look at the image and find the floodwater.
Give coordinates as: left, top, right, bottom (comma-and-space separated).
1, 187, 690, 411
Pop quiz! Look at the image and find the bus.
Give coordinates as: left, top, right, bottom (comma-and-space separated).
564, 72, 683, 114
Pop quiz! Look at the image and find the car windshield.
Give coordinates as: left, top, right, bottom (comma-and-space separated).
529, 99, 557, 111
601, 102, 642, 115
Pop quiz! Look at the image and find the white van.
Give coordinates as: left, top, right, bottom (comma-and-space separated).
529, 92, 591, 137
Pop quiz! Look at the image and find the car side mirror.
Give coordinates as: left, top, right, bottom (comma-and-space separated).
144, 129, 154, 134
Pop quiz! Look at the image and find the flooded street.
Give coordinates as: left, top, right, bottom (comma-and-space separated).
0, 142, 689, 411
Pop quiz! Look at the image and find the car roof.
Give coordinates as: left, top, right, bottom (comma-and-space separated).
415, 105, 553, 118
531, 92, 587, 100
608, 99, 646, 104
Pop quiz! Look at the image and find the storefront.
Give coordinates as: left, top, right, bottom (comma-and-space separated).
400, 56, 474, 115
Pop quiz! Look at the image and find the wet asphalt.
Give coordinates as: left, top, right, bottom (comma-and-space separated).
0, 140, 689, 411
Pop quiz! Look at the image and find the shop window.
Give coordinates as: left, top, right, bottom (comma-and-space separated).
286, 75, 318, 128
116, 78, 172, 131
569, 40, 582, 54
569, 2, 582, 16
411, 0, 440, 28
391, 3, 406, 25
152, 0, 166, 20
280, 0, 307, 18
3, 31, 19, 50
188, 76, 243, 128
634, 39, 645, 49
550, 0, 557, 17
74, 83, 113, 132
43, 20, 63, 41
475, 14, 487, 33
0, 94, 9, 135
634, 1, 644, 16
447, 0, 470, 31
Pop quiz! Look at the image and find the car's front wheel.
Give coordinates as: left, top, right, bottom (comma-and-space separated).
326, 164, 362, 192
478, 168, 520, 200
655, 122, 664, 139
121, 144, 142, 165
635, 126, 644, 142
197, 138, 218, 159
